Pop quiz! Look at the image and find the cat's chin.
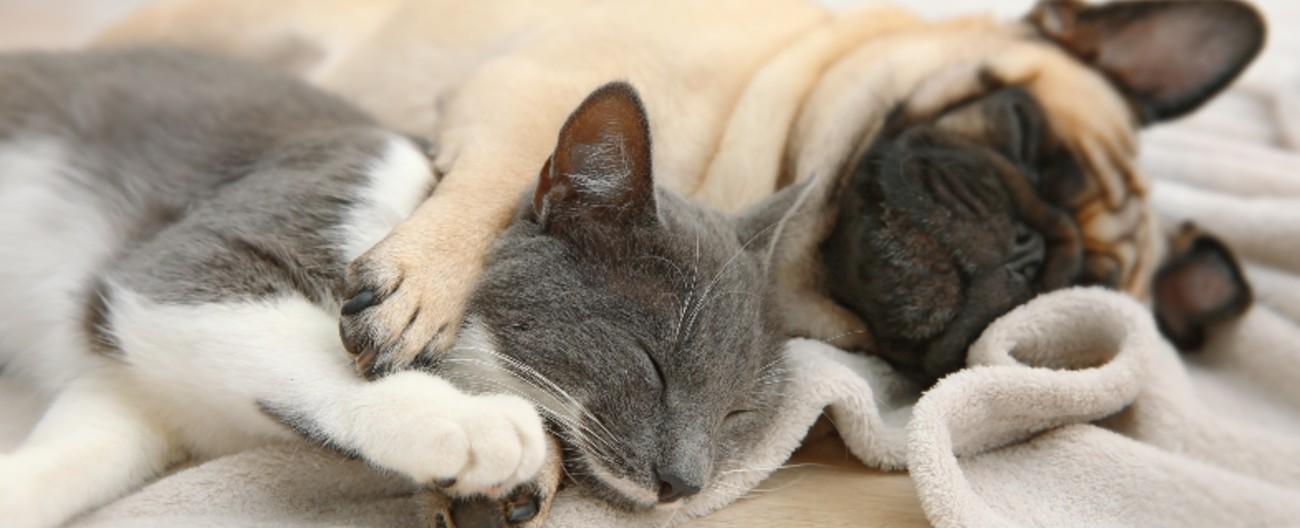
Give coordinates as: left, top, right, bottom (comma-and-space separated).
565, 453, 660, 512
653, 500, 686, 512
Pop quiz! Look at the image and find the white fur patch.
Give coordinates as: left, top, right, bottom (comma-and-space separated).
586, 455, 660, 508
105, 288, 344, 457
0, 138, 119, 392
335, 135, 435, 262
106, 288, 547, 491
0, 375, 176, 528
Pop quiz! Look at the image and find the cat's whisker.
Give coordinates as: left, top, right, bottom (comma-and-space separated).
440, 358, 624, 459
634, 254, 688, 284
708, 471, 809, 497
658, 501, 682, 528
444, 346, 635, 471
464, 346, 624, 448
457, 363, 627, 467
717, 462, 826, 475
703, 480, 765, 495
681, 218, 781, 341
447, 347, 593, 423
748, 473, 812, 495
671, 235, 702, 349
820, 329, 870, 345
757, 356, 785, 375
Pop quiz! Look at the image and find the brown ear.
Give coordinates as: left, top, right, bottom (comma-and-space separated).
1029, 0, 1265, 123
1152, 224, 1252, 351
533, 82, 656, 233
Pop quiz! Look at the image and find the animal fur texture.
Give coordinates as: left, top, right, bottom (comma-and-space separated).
98, 0, 1256, 376
0, 48, 816, 528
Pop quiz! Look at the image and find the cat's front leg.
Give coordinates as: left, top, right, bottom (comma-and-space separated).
268, 369, 548, 496
0, 375, 180, 528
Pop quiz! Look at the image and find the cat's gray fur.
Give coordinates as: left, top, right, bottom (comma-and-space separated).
0, 47, 793, 528
0, 47, 385, 307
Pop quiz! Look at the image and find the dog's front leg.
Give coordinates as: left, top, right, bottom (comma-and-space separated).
338, 144, 531, 379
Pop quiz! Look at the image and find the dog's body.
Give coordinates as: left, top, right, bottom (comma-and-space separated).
99, 0, 1261, 380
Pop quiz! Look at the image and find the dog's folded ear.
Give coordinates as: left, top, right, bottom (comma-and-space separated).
533, 81, 656, 234
1028, 0, 1265, 123
1152, 223, 1252, 351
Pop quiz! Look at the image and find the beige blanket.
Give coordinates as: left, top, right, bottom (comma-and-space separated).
4, 0, 1300, 526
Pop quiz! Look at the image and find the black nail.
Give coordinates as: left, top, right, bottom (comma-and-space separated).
507, 495, 540, 523
341, 290, 378, 316
355, 348, 379, 373
434, 478, 457, 489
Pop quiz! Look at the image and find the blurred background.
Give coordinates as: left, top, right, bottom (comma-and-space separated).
4, 0, 1012, 49
0, 0, 145, 49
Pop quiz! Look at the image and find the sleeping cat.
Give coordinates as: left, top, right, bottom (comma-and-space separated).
0, 48, 795, 527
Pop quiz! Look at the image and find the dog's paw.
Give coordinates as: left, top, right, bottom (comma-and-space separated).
422, 435, 563, 528
339, 247, 478, 379
349, 372, 547, 493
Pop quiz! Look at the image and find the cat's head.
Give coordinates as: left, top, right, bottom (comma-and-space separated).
445, 83, 800, 513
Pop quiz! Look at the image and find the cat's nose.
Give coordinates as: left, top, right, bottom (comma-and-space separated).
657, 472, 702, 503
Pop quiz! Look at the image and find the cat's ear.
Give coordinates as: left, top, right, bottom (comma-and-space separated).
1152, 224, 1252, 351
735, 178, 834, 273
1028, 0, 1265, 123
737, 181, 807, 251
533, 82, 656, 233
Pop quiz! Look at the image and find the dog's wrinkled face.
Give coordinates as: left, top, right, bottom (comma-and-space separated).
822, 0, 1264, 384
826, 88, 1084, 381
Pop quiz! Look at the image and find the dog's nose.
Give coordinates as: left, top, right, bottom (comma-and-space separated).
657, 472, 701, 503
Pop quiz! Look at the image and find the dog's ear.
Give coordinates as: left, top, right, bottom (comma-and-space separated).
1152, 224, 1252, 351
534, 82, 656, 233
1028, 0, 1265, 123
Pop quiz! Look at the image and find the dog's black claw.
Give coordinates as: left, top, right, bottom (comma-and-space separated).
434, 478, 457, 489
341, 289, 378, 316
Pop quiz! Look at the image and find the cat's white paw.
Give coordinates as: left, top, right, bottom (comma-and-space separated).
346, 371, 547, 497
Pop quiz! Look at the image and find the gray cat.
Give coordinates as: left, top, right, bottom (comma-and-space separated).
0, 48, 796, 528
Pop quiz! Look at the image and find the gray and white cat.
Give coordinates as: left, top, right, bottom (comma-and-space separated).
0, 48, 795, 527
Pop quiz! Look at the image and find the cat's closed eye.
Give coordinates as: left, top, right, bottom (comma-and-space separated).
639, 343, 667, 388
724, 409, 756, 422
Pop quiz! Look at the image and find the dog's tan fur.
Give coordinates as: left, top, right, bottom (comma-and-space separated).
96, 1, 1165, 525
97, 0, 1156, 368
